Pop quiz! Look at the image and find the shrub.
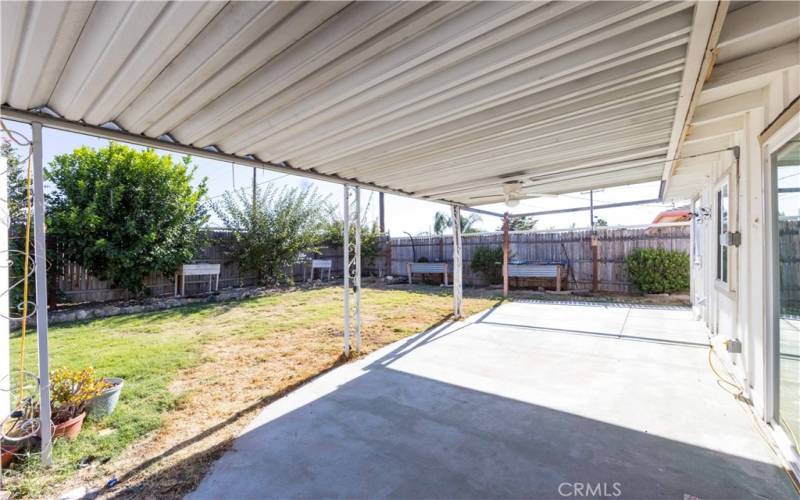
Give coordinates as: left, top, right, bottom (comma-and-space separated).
47, 143, 208, 295
320, 216, 382, 269
214, 184, 329, 285
471, 246, 504, 284
625, 248, 689, 294
49, 366, 110, 423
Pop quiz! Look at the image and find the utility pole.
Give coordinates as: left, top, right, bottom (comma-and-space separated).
378, 192, 385, 234
252, 167, 257, 211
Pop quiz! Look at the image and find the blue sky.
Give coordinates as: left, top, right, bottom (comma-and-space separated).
3, 119, 680, 235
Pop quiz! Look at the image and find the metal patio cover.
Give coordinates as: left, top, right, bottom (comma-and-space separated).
1, 1, 716, 206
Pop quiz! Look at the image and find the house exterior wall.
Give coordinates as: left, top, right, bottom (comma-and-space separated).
685, 67, 799, 473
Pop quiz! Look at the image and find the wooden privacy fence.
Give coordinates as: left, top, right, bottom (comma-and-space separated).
390, 224, 691, 292
55, 230, 385, 303
55, 225, 690, 303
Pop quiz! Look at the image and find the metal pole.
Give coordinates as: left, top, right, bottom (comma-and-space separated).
0, 148, 8, 419
378, 192, 385, 234
32, 122, 51, 465
589, 189, 594, 230
354, 187, 361, 352
451, 205, 464, 319
342, 185, 350, 356
502, 212, 509, 298
252, 167, 257, 218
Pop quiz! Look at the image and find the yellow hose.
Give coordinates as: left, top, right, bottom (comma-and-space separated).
16, 147, 33, 406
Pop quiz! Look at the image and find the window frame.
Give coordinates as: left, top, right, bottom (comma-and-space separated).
715, 176, 731, 290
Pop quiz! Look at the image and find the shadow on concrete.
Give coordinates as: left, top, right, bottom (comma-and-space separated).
104, 310, 466, 499
187, 367, 794, 500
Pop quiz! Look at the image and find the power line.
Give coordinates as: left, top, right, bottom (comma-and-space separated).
207, 173, 290, 200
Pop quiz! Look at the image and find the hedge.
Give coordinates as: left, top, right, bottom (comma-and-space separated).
625, 248, 690, 294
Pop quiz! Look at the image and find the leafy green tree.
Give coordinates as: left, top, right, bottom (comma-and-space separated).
213, 184, 329, 285
47, 143, 208, 295
594, 217, 608, 227
432, 211, 481, 234
1, 141, 32, 311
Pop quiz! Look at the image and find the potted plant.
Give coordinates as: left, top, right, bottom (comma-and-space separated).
49, 367, 110, 440
86, 377, 124, 416
1, 441, 20, 468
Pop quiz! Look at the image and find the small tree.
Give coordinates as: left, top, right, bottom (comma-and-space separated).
470, 246, 504, 284
213, 184, 329, 285
47, 143, 208, 295
320, 215, 382, 269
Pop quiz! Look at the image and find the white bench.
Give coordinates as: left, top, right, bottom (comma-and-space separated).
406, 262, 449, 285
306, 259, 332, 282
175, 263, 221, 296
508, 264, 564, 291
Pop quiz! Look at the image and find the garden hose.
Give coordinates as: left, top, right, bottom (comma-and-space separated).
708, 344, 800, 494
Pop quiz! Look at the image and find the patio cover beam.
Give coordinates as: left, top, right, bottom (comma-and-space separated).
451, 205, 464, 319
343, 186, 350, 357
0, 107, 457, 206
32, 122, 52, 465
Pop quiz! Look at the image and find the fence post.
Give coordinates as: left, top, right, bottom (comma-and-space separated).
591, 231, 599, 292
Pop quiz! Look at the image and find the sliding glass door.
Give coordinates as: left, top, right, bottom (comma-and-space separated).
773, 132, 800, 446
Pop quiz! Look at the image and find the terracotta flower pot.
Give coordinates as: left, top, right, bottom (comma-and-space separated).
53, 412, 86, 440
1, 443, 20, 468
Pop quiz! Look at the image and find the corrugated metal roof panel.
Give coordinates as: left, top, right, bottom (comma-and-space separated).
1, 0, 705, 206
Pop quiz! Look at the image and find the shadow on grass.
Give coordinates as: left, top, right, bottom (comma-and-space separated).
105, 353, 350, 499
103, 307, 467, 499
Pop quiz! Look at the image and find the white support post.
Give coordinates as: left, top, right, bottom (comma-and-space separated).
353, 187, 361, 352
0, 145, 8, 419
451, 205, 464, 319
32, 122, 52, 465
342, 185, 350, 356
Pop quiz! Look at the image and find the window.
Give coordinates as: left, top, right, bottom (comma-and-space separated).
716, 180, 729, 284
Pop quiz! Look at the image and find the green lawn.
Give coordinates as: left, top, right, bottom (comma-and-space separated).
4, 285, 498, 497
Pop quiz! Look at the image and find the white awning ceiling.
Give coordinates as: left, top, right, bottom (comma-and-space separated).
664, 1, 800, 201
1, 1, 714, 206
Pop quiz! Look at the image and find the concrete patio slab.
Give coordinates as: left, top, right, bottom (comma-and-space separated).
190, 301, 795, 499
